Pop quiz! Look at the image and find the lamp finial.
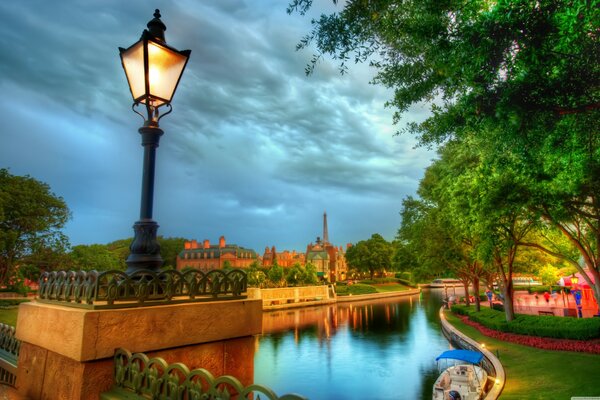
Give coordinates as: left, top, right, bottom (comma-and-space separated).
146, 9, 166, 42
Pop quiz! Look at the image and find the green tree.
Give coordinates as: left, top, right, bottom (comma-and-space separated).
69, 244, 123, 271
267, 261, 284, 286
538, 264, 560, 286
247, 261, 266, 288
105, 236, 187, 270
157, 237, 187, 269
302, 262, 318, 285
345, 234, 393, 279
291, 0, 600, 310
285, 263, 304, 286
0, 169, 71, 285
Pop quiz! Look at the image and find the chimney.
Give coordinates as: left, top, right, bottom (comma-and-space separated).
184, 241, 191, 249
219, 236, 226, 248
204, 239, 210, 249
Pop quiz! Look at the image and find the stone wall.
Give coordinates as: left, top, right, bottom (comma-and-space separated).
248, 286, 334, 310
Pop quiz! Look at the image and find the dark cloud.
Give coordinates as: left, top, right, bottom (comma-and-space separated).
0, 0, 434, 251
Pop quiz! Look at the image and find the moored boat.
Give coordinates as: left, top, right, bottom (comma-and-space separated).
433, 350, 488, 400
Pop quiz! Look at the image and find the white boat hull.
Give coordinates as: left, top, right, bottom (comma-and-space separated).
432, 364, 487, 400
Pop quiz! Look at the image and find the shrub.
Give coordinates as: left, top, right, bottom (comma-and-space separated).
0, 299, 30, 307
336, 284, 377, 296
451, 304, 600, 340
395, 272, 412, 281
359, 277, 398, 284
397, 278, 417, 288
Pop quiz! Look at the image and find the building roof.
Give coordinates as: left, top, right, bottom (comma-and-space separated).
179, 245, 257, 259
307, 251, 329, 260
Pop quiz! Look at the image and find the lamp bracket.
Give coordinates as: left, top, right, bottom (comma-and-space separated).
131, 102, 173, 126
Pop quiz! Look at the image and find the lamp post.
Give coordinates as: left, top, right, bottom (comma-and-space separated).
571, 274, 583, 318
119, 9, 191, 275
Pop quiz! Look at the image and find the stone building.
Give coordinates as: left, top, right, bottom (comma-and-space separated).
305, 212, 347, 282
176, 236, 257, 271
262, 246, 305, 267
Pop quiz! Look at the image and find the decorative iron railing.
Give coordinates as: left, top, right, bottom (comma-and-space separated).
101, 348, 306, 400
37, 268, 247, 309
0, 323, 20, 387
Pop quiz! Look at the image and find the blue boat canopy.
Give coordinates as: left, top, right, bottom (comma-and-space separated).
435, 350, 483, 364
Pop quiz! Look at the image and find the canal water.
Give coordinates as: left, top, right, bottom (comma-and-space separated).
254, 289, 461, 400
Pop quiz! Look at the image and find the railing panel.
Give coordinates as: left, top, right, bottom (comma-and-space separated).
103, 348, 307, 400
38, 268, 248, 309
0, 323, 20, 387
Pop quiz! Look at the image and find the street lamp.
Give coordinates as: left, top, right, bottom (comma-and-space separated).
119, 9, 191, 274
571, 274, 583, 318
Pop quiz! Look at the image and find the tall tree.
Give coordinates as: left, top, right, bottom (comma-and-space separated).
0, 169, 71, 285
346, 234, 393, 279
69, 244, 123, 272
291, 0, 600, 309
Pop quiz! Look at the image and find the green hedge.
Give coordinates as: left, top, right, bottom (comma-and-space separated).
395, 272, 412, 281
336, 284, 378, 296
513, 285, 566, 294
397, 278, 417, 288
451, 304, 600, 340
358, 277, 398, 284
0, 299, 30, 307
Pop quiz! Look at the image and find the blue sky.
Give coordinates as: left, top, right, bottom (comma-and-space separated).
0, 0, 434, 252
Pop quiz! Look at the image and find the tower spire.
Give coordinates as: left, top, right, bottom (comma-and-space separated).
323, 211, 329, 244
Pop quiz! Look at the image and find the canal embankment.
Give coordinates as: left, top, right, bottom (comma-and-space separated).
248, 286, 421, 310
439, 307, 505, 400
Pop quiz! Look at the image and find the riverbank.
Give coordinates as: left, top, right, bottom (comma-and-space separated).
443, 310, 600, 399
248, 285, 420, 310
336, 288, 420, 303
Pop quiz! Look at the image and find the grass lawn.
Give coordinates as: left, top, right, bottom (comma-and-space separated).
445, 311, 600, 399
0, 308, 20, 327
371, 283, 411, 293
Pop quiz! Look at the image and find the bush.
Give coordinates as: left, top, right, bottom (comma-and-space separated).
395, 271, 412, 281
451, 304, 600, 340
516, 285, 565, 294
397, 278, 417, 288
336, 284, 377, 296
0, 299, 30, 307
359, 277, 398, 284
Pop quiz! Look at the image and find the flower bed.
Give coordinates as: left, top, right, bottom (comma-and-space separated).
452, 304, 600, 340
456, 314, 600, 354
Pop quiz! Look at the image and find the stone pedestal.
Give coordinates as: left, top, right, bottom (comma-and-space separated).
15, 299, 261, 399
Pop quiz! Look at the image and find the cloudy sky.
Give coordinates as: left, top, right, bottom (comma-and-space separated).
0, 0, 434, 252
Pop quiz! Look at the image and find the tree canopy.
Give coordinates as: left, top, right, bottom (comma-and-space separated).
345, 233, 394, 279
0, 169, 71, 285
292, 0, 600, 317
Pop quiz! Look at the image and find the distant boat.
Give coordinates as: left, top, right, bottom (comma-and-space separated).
433, 350, 488, 400
428, 279, 462, 288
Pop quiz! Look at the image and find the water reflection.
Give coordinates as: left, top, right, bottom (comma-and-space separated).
255, 289, 462, 400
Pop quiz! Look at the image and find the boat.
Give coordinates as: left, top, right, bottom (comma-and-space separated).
426, 278, 463, 288
433, 350, 488, 400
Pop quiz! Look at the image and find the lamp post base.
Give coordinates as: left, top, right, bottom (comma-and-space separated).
125, 219, 163, 274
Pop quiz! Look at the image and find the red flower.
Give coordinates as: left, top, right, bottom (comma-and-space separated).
457, 315, 600, 354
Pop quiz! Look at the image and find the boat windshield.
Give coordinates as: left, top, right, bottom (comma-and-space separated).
435, 350, 483, 364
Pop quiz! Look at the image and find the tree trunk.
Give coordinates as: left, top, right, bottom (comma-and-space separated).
503, 280, 515, 321
463, 282, 470, 307
473, 276, 481, 312
591, 268, 600, 315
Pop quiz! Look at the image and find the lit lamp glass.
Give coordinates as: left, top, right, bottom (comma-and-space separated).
119, 10, 190, 113
572, 275, 579, 286
120, 40, 189, 108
